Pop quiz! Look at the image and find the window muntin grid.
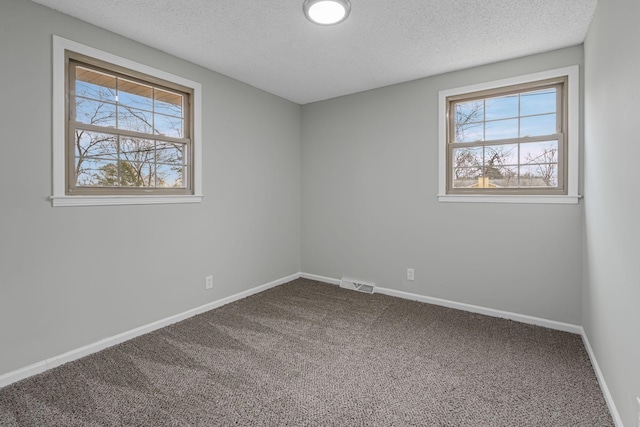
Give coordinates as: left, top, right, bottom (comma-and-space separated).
67, 55, 193, 195
446, 78, 567, 194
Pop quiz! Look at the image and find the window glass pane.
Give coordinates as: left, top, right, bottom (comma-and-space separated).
455, 101, 483, 123
520, 88, 556, 116
154, 114, 183, 138
117, 106, 153, 134
453, 167, 482, 188
76, 98, 116, 127
155, 89, 183, 117
520, 114, 556, 137
75, 131, 118, 160
485, 94, 518, 120
485, 118, 518, 140
520, 141, 558, 165
485, 144, 518, 166
76, 158, 118, 187
484, 145, 517, 188
118, 78, 153, 111
75, 67, 116, 101
156, 164, 185, 188
120, 137, 154, 163
453, 147, 482, 169
116, 161, 152, 187
519, 164, 558, 187
455, 122, 483, 143
156, 142, 184, 165
488, 166, 518, 188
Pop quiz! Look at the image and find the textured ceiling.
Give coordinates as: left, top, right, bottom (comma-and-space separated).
31, 0, 598, 104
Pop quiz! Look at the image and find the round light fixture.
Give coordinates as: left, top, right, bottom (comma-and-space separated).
303, 0, 351, 25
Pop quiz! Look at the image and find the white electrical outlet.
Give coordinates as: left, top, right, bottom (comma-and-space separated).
205, 275, 213, 290
407, 268, 415, 281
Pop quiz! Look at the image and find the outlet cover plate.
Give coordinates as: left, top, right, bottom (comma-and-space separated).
407, 268, 415, 281
205, 275, 213, 289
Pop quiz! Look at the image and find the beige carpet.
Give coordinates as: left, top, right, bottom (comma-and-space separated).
0, 278, 613, 426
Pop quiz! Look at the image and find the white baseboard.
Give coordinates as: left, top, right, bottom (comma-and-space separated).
579, 328, 623, 427
302, 273, 581, 333
0, 272, 300, 389
299, 272, 341, 285
376, 287, 582, 334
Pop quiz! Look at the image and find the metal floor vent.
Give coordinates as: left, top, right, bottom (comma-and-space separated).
339, 277, 375, 294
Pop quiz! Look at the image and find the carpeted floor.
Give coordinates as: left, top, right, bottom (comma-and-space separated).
0, 278, 613, 426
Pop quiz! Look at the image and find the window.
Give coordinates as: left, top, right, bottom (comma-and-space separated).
438, 66, 580, 204
51, 36, 202, 206
449, 78, 565, 193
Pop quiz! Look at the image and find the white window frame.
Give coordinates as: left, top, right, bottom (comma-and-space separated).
438, 65, 580, 204
50, 35, 203, 207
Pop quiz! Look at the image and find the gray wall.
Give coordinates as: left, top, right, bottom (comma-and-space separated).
0, 0, 301, 376
583, 0, 640, 425
301, 46, 584, 325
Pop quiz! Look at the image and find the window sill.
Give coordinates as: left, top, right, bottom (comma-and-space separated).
437, 194, 581, 204
50, 194, 203, 207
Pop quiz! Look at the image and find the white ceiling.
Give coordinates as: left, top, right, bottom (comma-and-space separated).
32, 0, 598, 104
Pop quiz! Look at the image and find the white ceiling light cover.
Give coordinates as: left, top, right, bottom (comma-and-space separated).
304, 0, 351, 25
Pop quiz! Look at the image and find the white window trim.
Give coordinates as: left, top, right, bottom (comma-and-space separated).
437, 65, 581, 204
50, 35, 203, 207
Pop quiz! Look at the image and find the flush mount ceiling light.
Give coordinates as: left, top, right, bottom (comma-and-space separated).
303, 0, 351, 25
